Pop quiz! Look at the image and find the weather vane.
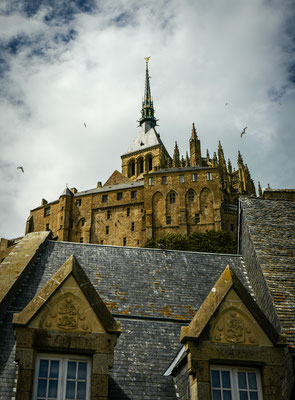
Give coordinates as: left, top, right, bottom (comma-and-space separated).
144, 56, 151, 64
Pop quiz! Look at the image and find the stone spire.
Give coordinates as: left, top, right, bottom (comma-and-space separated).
173, 142, 181, 167
227, 159, 232, 174
189, 123, 202, 166
139, 57, 157, 128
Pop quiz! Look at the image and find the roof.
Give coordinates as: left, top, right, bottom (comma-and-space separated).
239, 196, 295, 348
0, 237, 246, 399
123, 122, 164, 155
149, 166, 216, 175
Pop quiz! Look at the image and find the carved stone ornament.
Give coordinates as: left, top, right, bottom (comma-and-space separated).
211, 307, 257, 345
41, 293, 91, 332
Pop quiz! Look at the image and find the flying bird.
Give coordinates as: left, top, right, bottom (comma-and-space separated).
240, 127, 248, 138
17, 166, 24, 173
225, 102, 228, 106
84, 123, 86, 127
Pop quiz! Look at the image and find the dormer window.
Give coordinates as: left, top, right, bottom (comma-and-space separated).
44, 207, 50, 216
33, 354, 91, 400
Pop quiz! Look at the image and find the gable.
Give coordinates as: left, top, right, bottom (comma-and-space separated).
104, 170, 131, 186
13, 255, 121, 335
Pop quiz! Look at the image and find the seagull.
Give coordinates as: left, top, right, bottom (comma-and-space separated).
84, 123, 86, 127
17, 166, 24, 173
225, 102, 228, 106
240, 127, 248, 138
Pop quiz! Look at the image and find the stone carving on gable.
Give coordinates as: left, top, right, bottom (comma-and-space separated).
41, 293, 91, 332
211, 307, 257, 345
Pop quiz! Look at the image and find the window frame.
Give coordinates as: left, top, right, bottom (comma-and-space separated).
131, 190, 137, 199
207, 172, 213, 181
32, 353, 91, 400
161, 176, 167, 185
102, 194, 108, 203
76, 199, 82, 207
210, 365, 263, 400
44, 207, 51, 216
148, 177, 153, 186
192, 173, 198, 182
179, 174, 185, 183
117, 192, 123, 200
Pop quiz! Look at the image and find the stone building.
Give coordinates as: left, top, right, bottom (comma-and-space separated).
0, 196, 294, 399
25, 59, 256, 247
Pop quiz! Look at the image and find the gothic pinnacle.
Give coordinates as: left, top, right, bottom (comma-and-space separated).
173, 141, 180, 167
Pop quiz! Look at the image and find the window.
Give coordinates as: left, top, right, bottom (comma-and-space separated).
123, 237, 127, 246
147, 156, 153, 171
127, 208, 130, 217
188, 190, 194, 203
44, 207, 50, 216
106, 226, 109, 235
210, 367, 262, 400
59, 225, 63, 230
166, 216, 171, 225
207, 172, 213, 181
81, 219, 85, 227
148, 177, 153, 186
169, 192, 176, 204
107, 210, 111, 219
131, 190, 137, 199
192, 173, 198, 182
161, 176, 167, 185
102, 194, 108, 203
131, 222, 135, 231
46, 223, 50, 231
131, 161, 135, 176
179, 174, 184, 183
76, 199, 82, 207
100, 240, 103, 244
33, 354, 91, 400
117, 192, 123, 200
138, 158, 144, 173
195, 214, 200, 223
80, 237, 83, 243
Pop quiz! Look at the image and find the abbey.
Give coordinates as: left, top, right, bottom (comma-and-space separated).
25, 60, 256, 246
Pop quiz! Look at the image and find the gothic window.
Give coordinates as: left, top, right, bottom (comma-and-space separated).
76, 199, 82, 207
102, 194, 108, 203
207, 172, 213, 181
131, 161, 135, 176
188, 190, 195, 203
44, 207, 50, 216
210, 367, 262, 400
169, 192, 176, 204
162, 176, 167, 185
179, 175, 184, 183
138, 157, 144, 174
147, 155, 153, 171
33, 354, 91, 400
117, 192, 123, 200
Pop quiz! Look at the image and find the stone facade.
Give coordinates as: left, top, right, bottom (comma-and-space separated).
25, 60, 256, 247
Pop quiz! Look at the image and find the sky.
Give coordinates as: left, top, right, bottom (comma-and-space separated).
0, 0, 295, 239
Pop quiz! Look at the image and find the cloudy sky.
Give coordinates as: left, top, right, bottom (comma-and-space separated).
0, 0, 294, 239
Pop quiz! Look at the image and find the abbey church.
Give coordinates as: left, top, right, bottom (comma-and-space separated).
25, 59, 256, 247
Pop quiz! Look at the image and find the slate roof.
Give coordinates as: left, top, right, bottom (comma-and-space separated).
0, 239, 246, 399
123, 122, 163, 155
239, 197, 295, 348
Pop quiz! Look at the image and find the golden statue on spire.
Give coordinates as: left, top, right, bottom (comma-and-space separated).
144, 56, 151, 64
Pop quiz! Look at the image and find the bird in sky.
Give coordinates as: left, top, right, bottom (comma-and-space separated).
225, 102, 228, 106
240, 127, 248, 138
17, 166, 24, 173
84, 123, 86, 127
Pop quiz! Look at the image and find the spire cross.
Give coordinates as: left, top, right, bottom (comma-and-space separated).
144, 56, 151, 64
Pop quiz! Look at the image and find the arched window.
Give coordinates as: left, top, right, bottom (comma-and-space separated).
169, 192, 176, 204
147, 155, 153, 171
139, 158, 144, 174
188, 190, 194, 203
128, 160, 135, 177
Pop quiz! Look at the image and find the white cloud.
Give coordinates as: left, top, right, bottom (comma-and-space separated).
0, 0, 295, 238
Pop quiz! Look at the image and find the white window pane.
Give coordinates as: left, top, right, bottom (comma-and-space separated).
48, 380, 58, 398
67, 361, 77, 379
223, 390, 232, 400
213, 389, 222, 400
39, 360, 49, 378
49, 360, 59, 378
211, 370, 221, 387
239, 391, 249, 400
66, 380, 76, 399
238, 372, 247, 389
37, 379, 47, 397
248, 373, 257, 390
222, 370, 231, 388
77, 382, 86, 399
